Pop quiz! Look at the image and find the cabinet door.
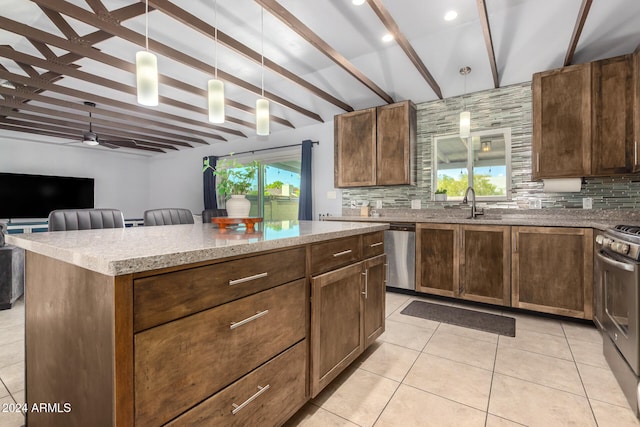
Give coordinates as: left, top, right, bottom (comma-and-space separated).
376, 101, 416, 185
310, 262, 363, 397
416, 223, 458, 297
512, 227, 593, 319
363, 254, 386, 348
532, 63, 592, 179
592, 55, 634, 175
334, 108, 377, 187
460, 225, 510, 306
634, 50, 640, 172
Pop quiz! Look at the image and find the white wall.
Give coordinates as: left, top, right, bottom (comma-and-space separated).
147, 121, 342, 219
0, 135, 150, 219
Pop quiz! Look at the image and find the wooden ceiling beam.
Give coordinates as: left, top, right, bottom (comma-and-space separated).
256, 0, 394, 104
367, 0, 443, 99
148, 0, 353, 112
476, 0, 499, 88
0, 68, 244, 138
39, 4, 80, 40
33, 0, 323, 122
84, 0, 109, 16
0, 15, 290, 131
564, 0, 592, 66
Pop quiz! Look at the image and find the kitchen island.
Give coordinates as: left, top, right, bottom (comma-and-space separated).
7, 220, 388, 427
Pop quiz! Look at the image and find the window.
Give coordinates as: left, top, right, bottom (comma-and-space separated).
218, 153, 301, 221
433, 128, 511, 200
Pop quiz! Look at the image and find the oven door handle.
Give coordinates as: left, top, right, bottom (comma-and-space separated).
596, 249, 636, 272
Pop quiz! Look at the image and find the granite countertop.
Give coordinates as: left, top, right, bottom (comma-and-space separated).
326, 208, 640, 231
6, 220, 389, 276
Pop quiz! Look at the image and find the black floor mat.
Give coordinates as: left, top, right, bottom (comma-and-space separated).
400, 300, 516, 337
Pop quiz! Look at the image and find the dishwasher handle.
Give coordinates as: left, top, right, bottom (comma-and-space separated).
388, 223, 416, 232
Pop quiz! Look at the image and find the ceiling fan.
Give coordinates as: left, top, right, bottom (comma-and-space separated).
72, 102, 138, 150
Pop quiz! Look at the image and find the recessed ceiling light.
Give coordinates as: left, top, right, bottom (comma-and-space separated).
382, 33, 394, 43
352, 0, 366, 5
444, 10, 458, 21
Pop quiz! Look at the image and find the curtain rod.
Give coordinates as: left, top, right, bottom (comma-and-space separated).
215, 141, 318, 158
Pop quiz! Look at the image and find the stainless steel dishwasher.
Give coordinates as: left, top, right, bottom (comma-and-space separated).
384, 223, 416, 290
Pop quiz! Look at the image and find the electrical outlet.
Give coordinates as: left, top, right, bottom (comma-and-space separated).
350, 200, 356, 208
411, 199, 421, 209
375, 200, 383, 209
582, 197, 593, 209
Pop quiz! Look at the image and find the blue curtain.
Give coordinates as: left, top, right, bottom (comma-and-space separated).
203, 156, 218, 210
298, 140, 313, 220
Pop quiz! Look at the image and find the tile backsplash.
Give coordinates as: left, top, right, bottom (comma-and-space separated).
341, 82, 640, 210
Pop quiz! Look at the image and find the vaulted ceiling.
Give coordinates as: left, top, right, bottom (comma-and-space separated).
1, 0, 639, 155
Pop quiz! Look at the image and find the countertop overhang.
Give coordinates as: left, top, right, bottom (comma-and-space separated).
6, 220, 389, 276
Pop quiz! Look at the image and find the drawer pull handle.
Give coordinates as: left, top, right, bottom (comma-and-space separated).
369, 242, 383, 247
231, 384, 270, 415
230, 310, 269, 330
333, 249, 353, 257
228, 272, 268, 286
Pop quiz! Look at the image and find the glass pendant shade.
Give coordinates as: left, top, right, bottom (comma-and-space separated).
136, 51, 158, 106
459, 111, 471, 138
256, 98, 270, 136
208, 79, 225, 123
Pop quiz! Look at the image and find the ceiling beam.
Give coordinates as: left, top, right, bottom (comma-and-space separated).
32, 0, 323, 123
147, 0, 353, 112
476, 0, 499, 88
255, 0, 394, 104
564, 0, 593, 66
366, 0, 443, 99
0, 15, 290, 131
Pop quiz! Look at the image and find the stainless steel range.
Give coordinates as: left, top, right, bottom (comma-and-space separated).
595, 225, 640, 416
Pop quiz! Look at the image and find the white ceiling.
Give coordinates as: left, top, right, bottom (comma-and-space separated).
1, 0, 639, 155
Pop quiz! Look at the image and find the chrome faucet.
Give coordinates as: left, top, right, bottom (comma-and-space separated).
463, 186, 484, 219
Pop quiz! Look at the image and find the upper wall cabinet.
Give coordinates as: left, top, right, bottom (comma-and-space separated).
634, 50, 640, 173
334, 101, 416, 188
533, 54, 637, 179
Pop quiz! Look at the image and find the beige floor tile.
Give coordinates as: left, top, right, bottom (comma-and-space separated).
285, 403, 359, 427
313, 368, 399, 427
9, 390, 23, 406
510, 312, 566, 337
403, 353, 492, 411
562, 321, 602, 343
498, 328, 572, 360
485, 414, 526, 426
0, 342, 23, 370
436, 322, 499, 344
357, 341, 420, 382
0, 309, 24, 330
495, 347, 585, 396
0, 326, 22, 347
590, 399, 640, 427
423, 330, 497, 370
374, 384, 486, 427
378, 319, 435, 351
0, 362, 23, 396
568, 338, 609, 368
0, 383, 8, 399
489, 373, 596, 427
0, 395, 25, 427
386, 308, 441, 330
577, 362, 631, 408
385, 293, 411, 317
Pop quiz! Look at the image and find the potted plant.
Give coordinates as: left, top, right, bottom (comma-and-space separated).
205, 157, 259, 218
434, 188, 447, 201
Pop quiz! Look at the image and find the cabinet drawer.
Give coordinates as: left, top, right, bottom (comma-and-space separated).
134, 279, 307, 427
133, 247, 305, 331
310, 235, 362, 275
166, 340, 307, 426
362, 231, 384, 258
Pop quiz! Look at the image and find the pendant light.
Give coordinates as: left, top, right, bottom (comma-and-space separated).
256, 6, 270, 136
208, 0, 225, 123
136, 0, 158, 106
459, 66, 471, 138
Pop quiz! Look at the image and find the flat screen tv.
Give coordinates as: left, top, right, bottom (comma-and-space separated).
0, 172, 94, 219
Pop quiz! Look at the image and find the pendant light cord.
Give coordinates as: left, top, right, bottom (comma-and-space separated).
261, 7, 264, 98
214, 0, 218, 79
145, 0, 149, 51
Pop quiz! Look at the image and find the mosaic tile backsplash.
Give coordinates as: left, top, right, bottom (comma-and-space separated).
341, 82, 640, 210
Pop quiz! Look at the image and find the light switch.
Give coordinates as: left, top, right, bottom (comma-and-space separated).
375, 200, 383, 209
327, 191, 336, 200
411, 199, 421, 209
582, 198, 593, 209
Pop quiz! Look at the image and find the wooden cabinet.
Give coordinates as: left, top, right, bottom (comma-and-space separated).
532, 54, 637, 179
334, 101, 416, 187
512, 226, 593, 319
416, 223, 510, 306
634, 50, 640, 172
460, 225, 511, 306
532, 63, 592, 179
309, 233, 385, 397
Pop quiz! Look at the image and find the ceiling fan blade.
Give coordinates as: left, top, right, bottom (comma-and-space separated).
99, 142, 120, 149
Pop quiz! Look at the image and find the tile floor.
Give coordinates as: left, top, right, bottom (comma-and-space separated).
1, 293, 638, 426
